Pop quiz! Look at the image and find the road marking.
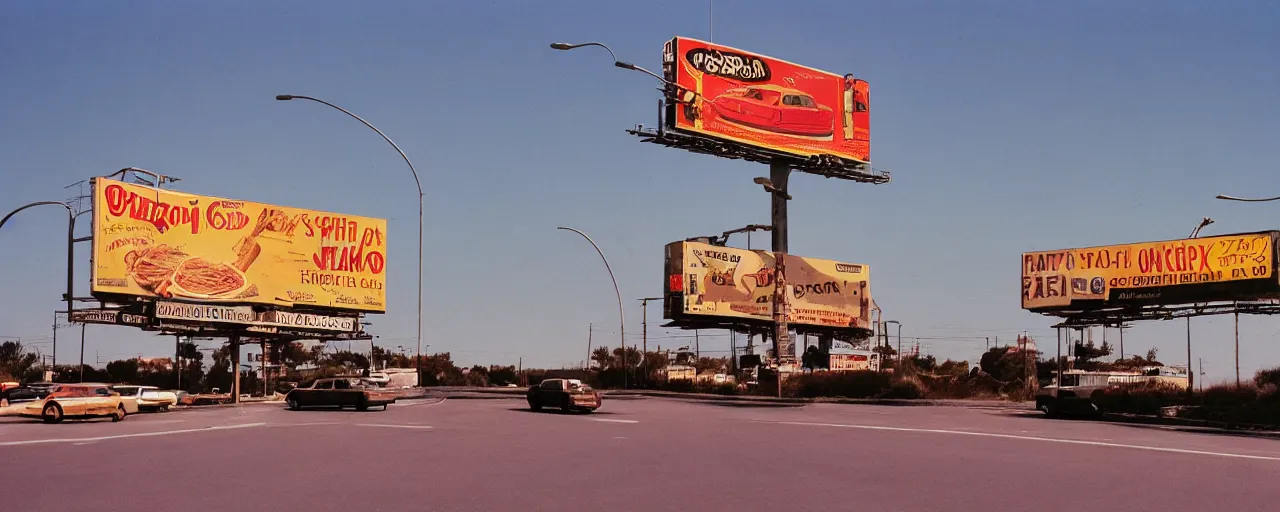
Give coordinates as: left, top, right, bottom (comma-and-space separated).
590, 418, 638, 424
356, 423, 433, 430
0, 422, 266, 447
396, 398, 447, 407
768, 421, 1280, 461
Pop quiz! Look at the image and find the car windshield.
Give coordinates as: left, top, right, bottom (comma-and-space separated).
114, 387, 140, 395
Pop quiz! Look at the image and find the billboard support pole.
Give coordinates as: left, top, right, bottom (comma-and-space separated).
769, 162, 792, 371
231, 336, 241, 404
1235, 309, 1241, 388
1056, 327, 1063, 397
78, 324, 86, 383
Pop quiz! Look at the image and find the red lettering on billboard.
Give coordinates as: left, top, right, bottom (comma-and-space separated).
102, 183, 201, 234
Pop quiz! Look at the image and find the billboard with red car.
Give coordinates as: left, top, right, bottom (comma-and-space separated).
662, 37, 869, 164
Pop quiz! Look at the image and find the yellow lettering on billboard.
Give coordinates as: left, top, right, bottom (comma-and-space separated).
91, 178, 387, 313
1021, 232, 1276, 310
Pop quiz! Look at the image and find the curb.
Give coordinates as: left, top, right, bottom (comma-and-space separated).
1097, 412, 1280, 435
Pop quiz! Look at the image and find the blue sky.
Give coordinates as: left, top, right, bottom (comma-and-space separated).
2, 1, 1278, 381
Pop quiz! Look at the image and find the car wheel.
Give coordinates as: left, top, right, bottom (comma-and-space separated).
356, 398, 369, 412
286, 397, 300, 411
42, 403, 63, 424
112, 405, 127, 422
528, 398, 541, 412
1039, 401, 1059, 419
561, 396, 573, 414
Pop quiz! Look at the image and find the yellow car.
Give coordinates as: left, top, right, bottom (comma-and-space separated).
21, 384, 129, 423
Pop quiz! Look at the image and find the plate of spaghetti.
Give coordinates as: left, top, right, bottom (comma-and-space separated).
165, 257, 250, 300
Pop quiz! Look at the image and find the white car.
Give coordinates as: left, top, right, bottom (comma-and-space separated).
111, 385, 177, 412
363, 372, 390, 387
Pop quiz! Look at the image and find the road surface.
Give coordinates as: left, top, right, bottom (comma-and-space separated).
2, 396, 1278, 511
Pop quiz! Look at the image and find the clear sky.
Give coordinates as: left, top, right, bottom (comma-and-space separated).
2, 1, 1279, 382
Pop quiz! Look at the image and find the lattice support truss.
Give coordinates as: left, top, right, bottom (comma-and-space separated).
1042, 300, 1280, 328
627, 124, 891, 184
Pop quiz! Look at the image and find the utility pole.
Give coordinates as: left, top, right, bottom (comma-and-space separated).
52, 313, 58, 368
1198, 358, 1204, 393
695, 329, 700, 358
1186, 317, 1193, 394
587, 323, 593, 369
1119, 324, 1125, 360
985, 337, 990, 350
638, 297, 663, 379
175, 335, 181, 390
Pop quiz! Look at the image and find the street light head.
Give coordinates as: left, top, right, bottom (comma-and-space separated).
614, 60, 637, 70
275, 95, 294, 101
549, 43, 575, 50
753, 177, 773, 187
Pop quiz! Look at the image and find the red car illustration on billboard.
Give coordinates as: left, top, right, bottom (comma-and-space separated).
709, 85, 835, 138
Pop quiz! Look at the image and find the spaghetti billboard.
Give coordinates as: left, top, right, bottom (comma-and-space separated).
1022, 231, 1280, 311
662, 36, 870, 163
91, 178, 387, 313
663, 241, 871, 330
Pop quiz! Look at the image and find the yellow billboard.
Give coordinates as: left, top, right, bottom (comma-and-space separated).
92, 178, 387, 313
664, 241, 871, 330
1022, 231, 1279, 311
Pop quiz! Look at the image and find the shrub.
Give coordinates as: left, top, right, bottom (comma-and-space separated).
791, 371, 892, 399
1091, 381, 1186, 415
1200, 383, 1258, 408
881, 376, 926, 399
1255, 368, 1280, 390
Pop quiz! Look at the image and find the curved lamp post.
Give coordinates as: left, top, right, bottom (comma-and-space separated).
550, 41, 701, 101
0, 201, 75, 365
1216, 194, 1280, 202
276, 94, 425, 386
557, 226, 627, 388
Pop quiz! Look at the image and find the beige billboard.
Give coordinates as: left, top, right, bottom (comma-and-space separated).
664, 241, 871, 330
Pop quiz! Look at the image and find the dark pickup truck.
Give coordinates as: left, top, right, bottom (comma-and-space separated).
285, 378, 396, 411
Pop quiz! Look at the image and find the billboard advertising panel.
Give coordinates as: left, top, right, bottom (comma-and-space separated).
1022, 231, 1280, 311
662, 37, 870, 163
664, 241, 871, 330
91, 178, 388, 313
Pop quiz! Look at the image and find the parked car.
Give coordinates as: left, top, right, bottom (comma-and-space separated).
20, 384, 129, 423
112, 385, 176, 412
2, 385, 54, 408
285, 378, 396, 411
526, 378, 600, 413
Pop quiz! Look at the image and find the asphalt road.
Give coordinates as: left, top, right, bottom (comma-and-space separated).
2, 396, 1279, 511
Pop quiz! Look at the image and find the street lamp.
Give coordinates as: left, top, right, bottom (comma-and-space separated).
550, 41, 701, 101
276, 94, 426, 388
885, 320, 902, 365
0, 201, 75, 365
557, 226, 627, 389
1185, 217, 1213, 394
753, 177, 792, 200
1189, 217, 1214, 239
1216, 194, 1280, 202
